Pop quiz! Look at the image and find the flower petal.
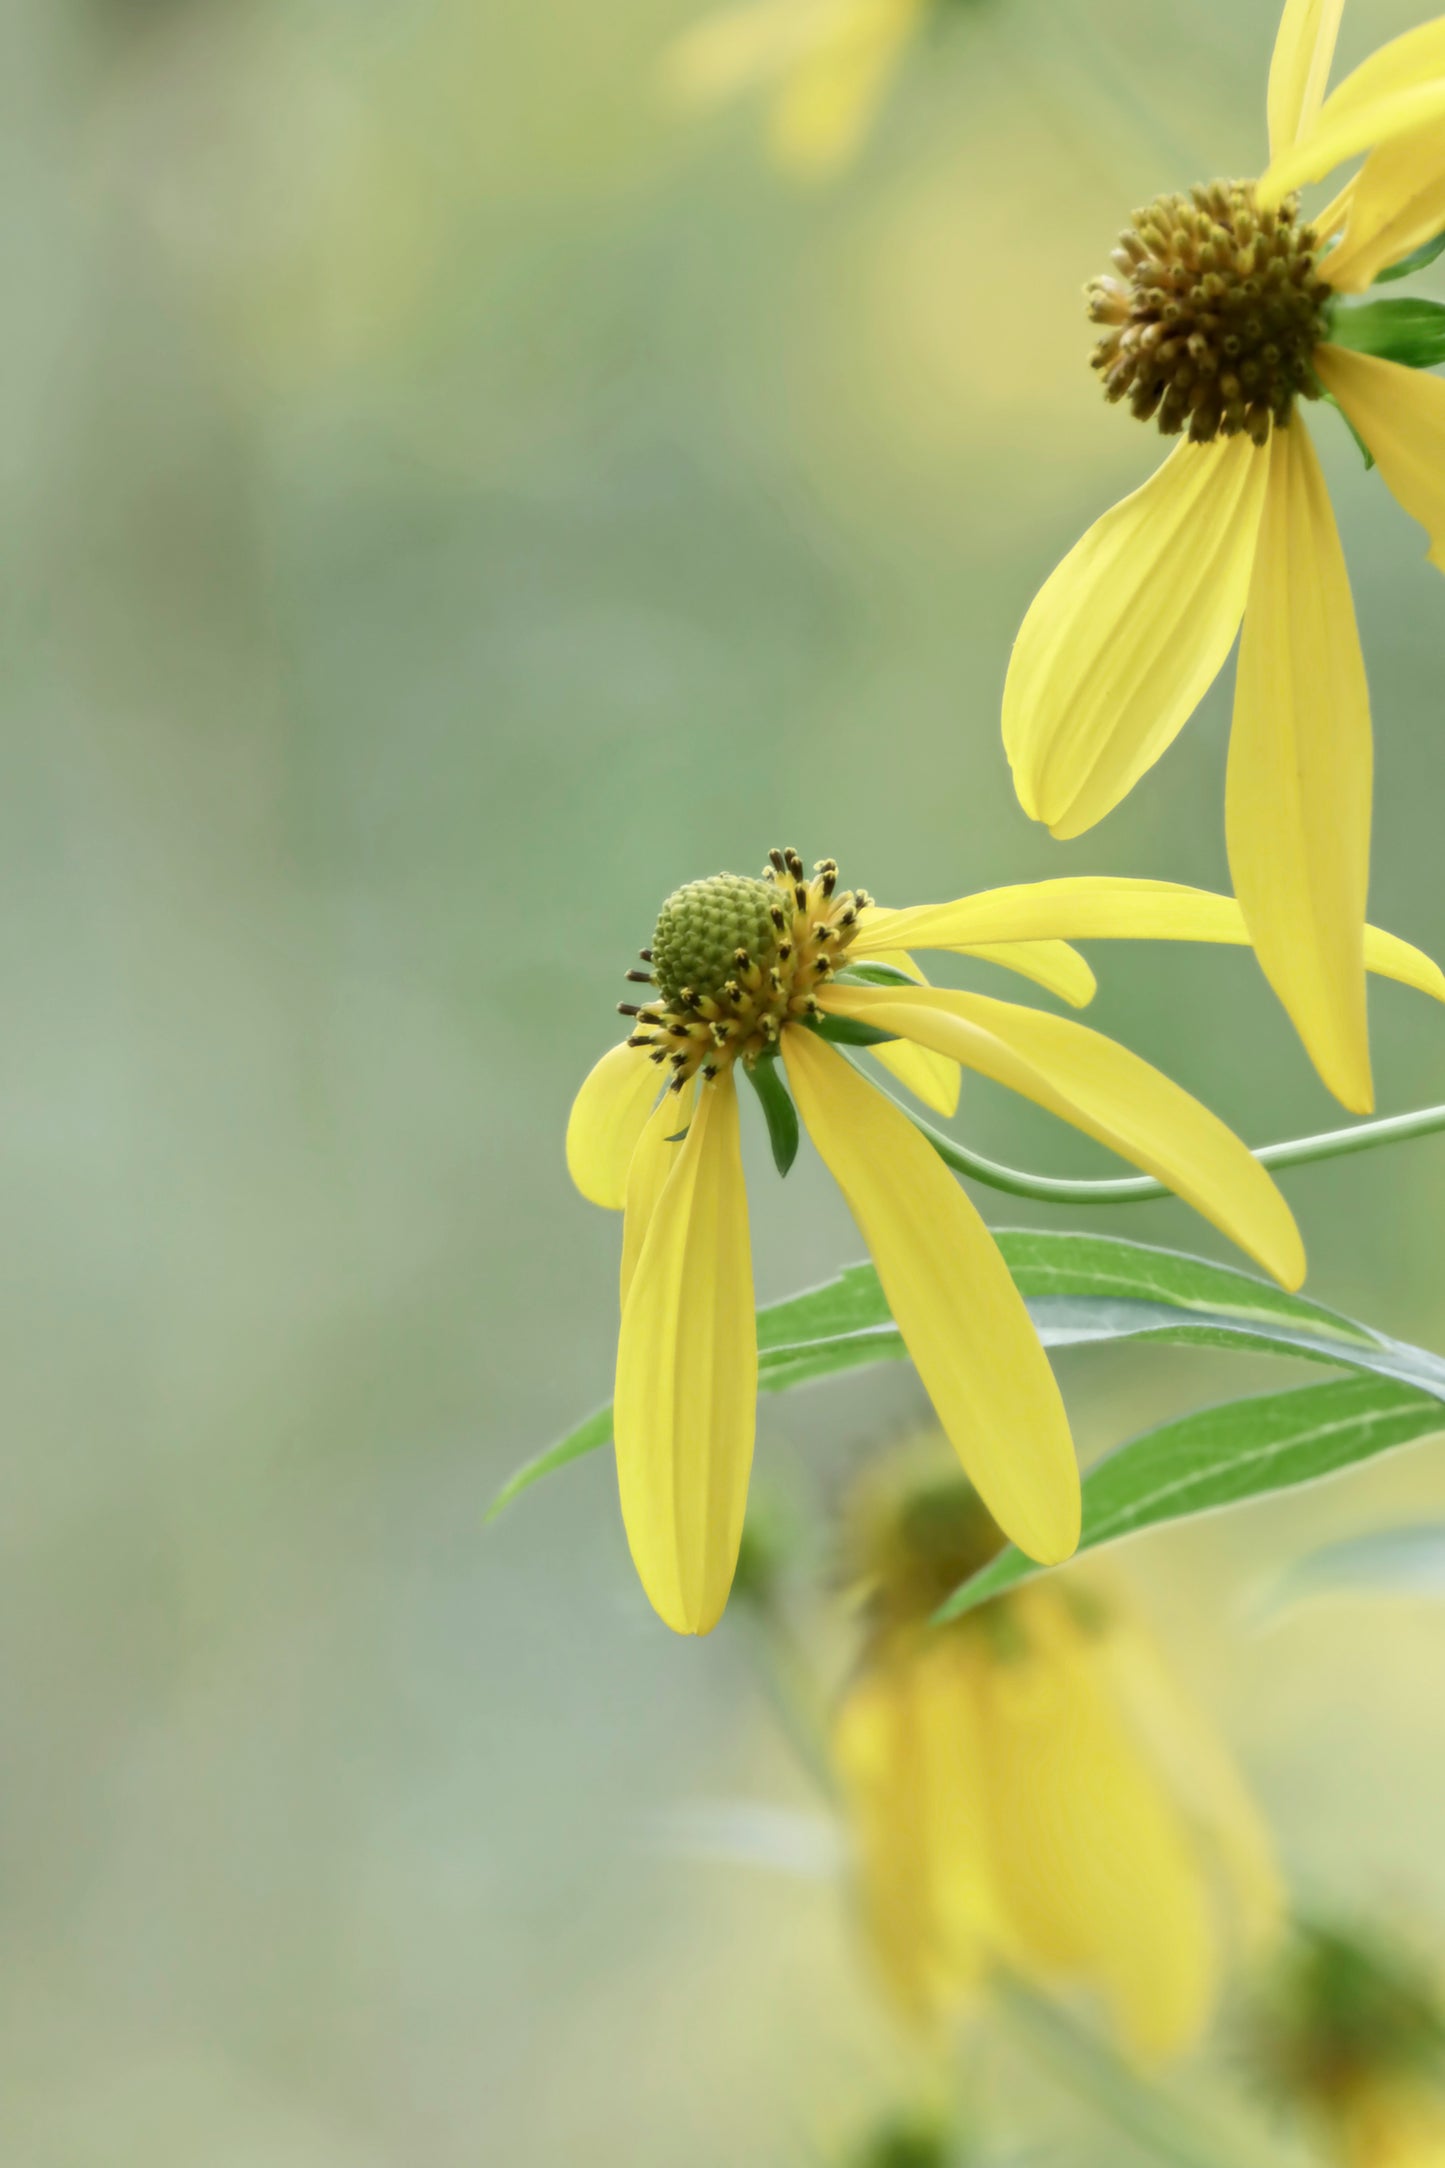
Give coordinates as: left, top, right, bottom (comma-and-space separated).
1102, 1615, 1282, 1954
854, 881, 1445, 1004
819, 983, 1305, 1289
620, 1077, 698, 1307
834, 1635, 997, 2018
768, 0, 925, 174
1316, 344, 1445, 572
566, 1041, 663, 1209
859, 948, 962, 1117
954, 940, 1098, 1009
1226, 420, 1374, 1114
782, 1029, 1079, 1566
854, 913, 1098, 1004
1003, 437, 1270, 840
1323, 119, 1445, 290
978, 1589, 1216, 2061
1268, 0, 1346, 158
614, 1073, 756, 1636
1261, 19, 1445, 201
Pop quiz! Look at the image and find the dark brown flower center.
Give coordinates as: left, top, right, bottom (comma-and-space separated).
1088, 180, 1332, 444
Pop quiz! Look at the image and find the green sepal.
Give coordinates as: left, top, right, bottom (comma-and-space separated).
833, 960, 918, 987
744, 1053, 800, 1178
1327, 295, 1445, 369
1324, 392, 1375, 469
1374, 227, 1445, 283
807, 1012, 899, 1049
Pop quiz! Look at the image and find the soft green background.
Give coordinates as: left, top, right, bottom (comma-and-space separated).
8, 0, 1445, 2159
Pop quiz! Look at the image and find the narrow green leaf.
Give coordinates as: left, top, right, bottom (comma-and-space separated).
744, 1056, 800, 1178
940, 1377, 1445, 1619
485, 1405, 613, 1522
1328, 296, 1445, 369
1375, 227, 1445, 283
489, 1234, 1445, 1520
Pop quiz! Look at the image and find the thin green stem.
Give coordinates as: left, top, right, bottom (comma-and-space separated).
734, 1597, 838, 1804
872, 1083, 1445, 1207
993, 1977, 1291, 2168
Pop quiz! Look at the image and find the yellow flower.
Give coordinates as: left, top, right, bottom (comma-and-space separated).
567, 850, 1442, 1635
1003, 0, 1445, 1116
1338, 2093, 1445, 2168
1253, 1918, 1445, 2167
662, 0, 931, 177
833, 1454, 1279, 2057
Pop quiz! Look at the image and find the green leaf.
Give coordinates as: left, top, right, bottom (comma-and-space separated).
1374, 227, 1445, 283
489, 1232, 1445, 1521
1262, 1523, 1445, 1613
484, 1404, 612, 1523
940, 1377, 1445, 1620
1327, 296, 1445, 369
744, 1055, 800, 1178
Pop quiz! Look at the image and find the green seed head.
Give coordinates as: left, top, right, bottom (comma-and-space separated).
651, 873, 779, 1007
1088, 179, 1332, 444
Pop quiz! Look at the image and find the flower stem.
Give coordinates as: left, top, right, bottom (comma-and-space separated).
879, 1087, 1445, 1207
993, 1977, 1289, 2168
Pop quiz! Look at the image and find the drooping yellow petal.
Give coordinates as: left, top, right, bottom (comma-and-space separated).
1324, 119, 1445, 290
1102, 1617, 1283, 1954
853, 913, 1099, 1002
566, 1041, 663, 1209
978, 1592, 1217, 2061
1268, 0, 1346, 157
768, 0, 925, 174
859, 949, 962, 1118
1261, 20, 1445, 202
853, 881, 1445, 1004
834, 1633, 997, 2020
1003, 437, 1271, 840
782, 1029, 1080, 1566
620, 1076, 698, 1307
954, 940, 1098, 1009
614, 1073, 757, 1636
1316, 345, 1445, 572
819, 982, 1305, 1289
1226, 420, 1374, 1114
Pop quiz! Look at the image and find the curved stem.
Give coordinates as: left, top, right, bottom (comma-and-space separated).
875, 1086, 1445, 1206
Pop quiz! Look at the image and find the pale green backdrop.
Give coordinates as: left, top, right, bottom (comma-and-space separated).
5, 0, 1445, 2159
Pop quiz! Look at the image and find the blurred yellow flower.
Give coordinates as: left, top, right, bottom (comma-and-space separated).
832, 1454, 1280, 2058
562, 851, 1445, 1634
1003, 0, 1445, 1116
1339, 2093, 1445, 2168
662, 0, 931, 176
1253, 1918, 1445, 2167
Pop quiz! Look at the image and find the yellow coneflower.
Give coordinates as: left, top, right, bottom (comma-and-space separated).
567, 850, 1443, 1635
662, 0, 932, 177
1251, 1919, 1445, 2168
833, 1451, 1279, 2058
1003, 0, 1445, 1115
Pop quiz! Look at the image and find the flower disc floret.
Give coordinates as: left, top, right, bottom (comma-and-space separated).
651, 874, 779, 1007
618, 848, 871, 1089
1088, 180, 1332, 443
